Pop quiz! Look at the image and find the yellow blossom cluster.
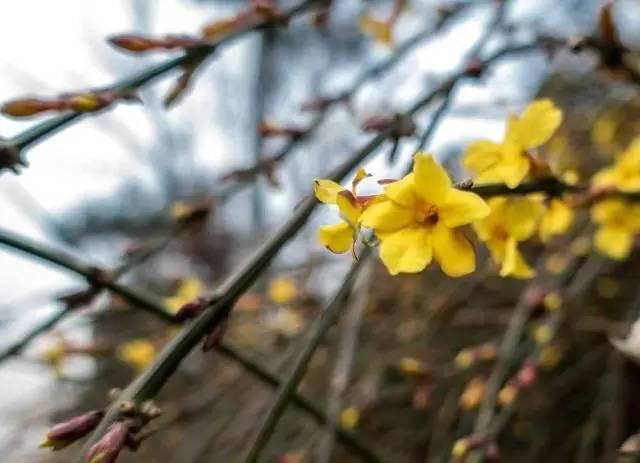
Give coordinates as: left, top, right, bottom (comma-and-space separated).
314, 99, 640, 277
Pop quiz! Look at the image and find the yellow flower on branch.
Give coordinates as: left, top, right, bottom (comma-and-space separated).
591, 198, 640, 260
359, 154, 489, 276
314, 168, 371, 257
463, 99, 563, 188
473, 197, 544, 278
593, 138, 640, 192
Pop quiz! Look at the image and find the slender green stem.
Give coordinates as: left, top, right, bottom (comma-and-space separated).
240, 249, 372, 463
0, 228, 175, 323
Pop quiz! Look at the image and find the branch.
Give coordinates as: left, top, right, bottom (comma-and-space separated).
240, 249, 374, 463
0, 0, 321, 173
73, 40, 544, 463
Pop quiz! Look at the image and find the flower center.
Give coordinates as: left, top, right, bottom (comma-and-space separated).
415, 201, 439, 226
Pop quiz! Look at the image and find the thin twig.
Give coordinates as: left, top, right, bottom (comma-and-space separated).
240, 248, 372, 463
1, 0, 321, 172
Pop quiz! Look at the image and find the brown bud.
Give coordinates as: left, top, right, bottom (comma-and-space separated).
0, 142, 25, 174
203, 316, 229, 352
2, 98, 60, 118
516, 361, 537, 388
40, 410, 104, 451
87, 422, 129, 463
174, 297, 208, 322
464, 57, 484, 78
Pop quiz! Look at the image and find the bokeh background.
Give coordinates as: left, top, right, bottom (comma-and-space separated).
2, 0, 640, 461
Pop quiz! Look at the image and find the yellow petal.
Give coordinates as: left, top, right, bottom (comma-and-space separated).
318, 222, 354, 254
594, 225, 633, 260
507, 99, 562, 150
539, 199, 573, 242
500, 152, 531, 189
463, 140, 504, 173
591, 199, 626, 224
359, 199, 413, 233
500, 238, 534, 279
432, 224, 475, 277
359, 16, 393, 46
352, 167, 370, 191
336, 191, 361, 224
314, 179, 343, 204
413, 153, 451, 206
504, 197, 544, 240
379, 227, 433, 275
117, 339, 156, 372
384, 174, 417, 208
439, 188, 490, 228
268, 277, 297, 305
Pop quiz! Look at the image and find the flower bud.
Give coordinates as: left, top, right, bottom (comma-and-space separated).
174, 297, 208, 322
87, 422, 129, 463
2, 98, 59, 118
39, 410, 104, 450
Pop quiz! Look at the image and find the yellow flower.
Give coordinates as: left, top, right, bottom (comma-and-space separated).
360, 154, 489, 276
473, 197, 543, 278
339, 407, 360, 429
459, 377, 486, 410
267, 276, 297, 305
165, 277, 204, 313
39, 338, 67, 377
593, 138, 640, 192
358, 15, 393, 46
463, 99, 562, 188
314, 168, 370, 256
591, 198, 640, 260
116, 339, 156, 372
538, 198, 574, 242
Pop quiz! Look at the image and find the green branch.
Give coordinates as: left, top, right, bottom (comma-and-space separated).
240, 249, 372, 463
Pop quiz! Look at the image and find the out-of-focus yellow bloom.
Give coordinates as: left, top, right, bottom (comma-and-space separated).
268, 276, 297, 305
360, 154, 489, 276
459, 377, 486, 410
593, 138, 640, 192
117, 339, 156, 372
543, 291, 562, 312
452, 439, 469, 459
473, 197, 542, 278
591, 110, 620, 154
165, 278, 204, 313
315, 168, 370, 257
591, 199, 640, 260
538, 199, 574, 242
339, 407, 360, 429
533, 324, 553, 345
359, 15, 393, 46
539, 345, 562, 369
398, 357, 427, 376
40, 338, 67, 377
497, 384, 518, 406
454, 349, 474, 370
463, 99, 562, 188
